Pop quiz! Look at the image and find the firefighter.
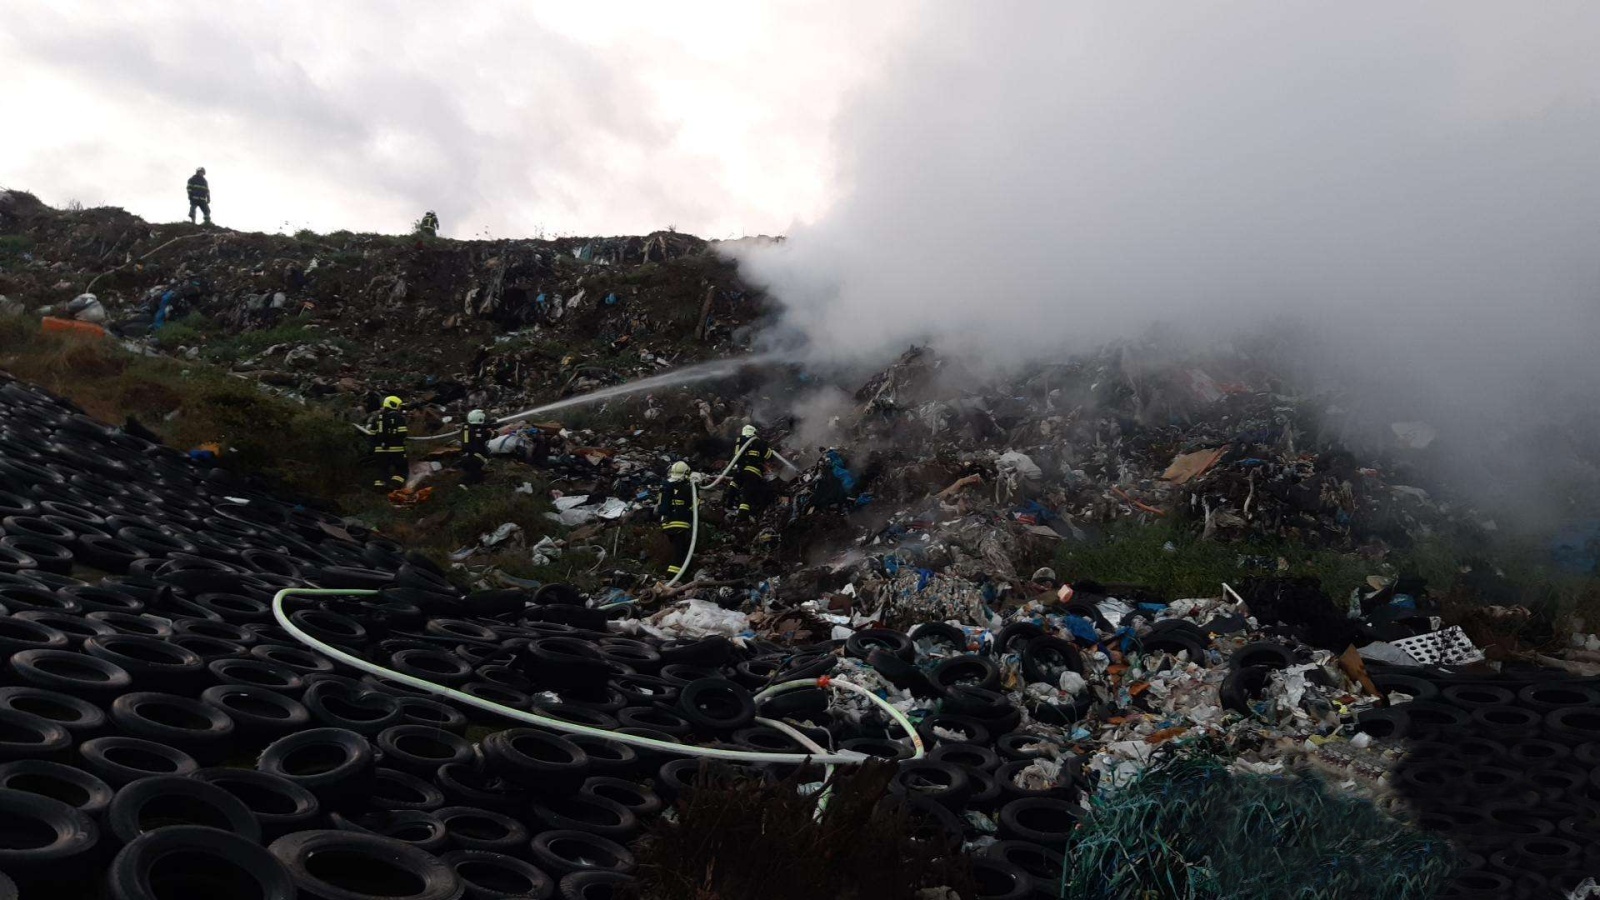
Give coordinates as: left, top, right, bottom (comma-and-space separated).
368, 395, 409, 490
418, 210, 440, 237
187, 167, 211, 224
459, 409, 492, 488
727, 424, 772, 517
657, 461, 696, 577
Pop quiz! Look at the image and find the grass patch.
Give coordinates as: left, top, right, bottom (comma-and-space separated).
199, 320, 329, 361
0, 234, 34, 260
0, 317, 364, 500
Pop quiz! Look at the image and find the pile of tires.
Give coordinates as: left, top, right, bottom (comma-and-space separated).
0, 377, 1079, 899
1366, 665, 1600, 900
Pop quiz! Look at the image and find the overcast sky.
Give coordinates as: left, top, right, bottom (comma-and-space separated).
0, 1, 911, 238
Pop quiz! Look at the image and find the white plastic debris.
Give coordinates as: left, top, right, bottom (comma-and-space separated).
648, 598, 749, 639
1390, 626, 1484, 666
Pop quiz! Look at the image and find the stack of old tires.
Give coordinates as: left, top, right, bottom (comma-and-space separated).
0, 377, 1081, 900
1360, 664, 1600, 900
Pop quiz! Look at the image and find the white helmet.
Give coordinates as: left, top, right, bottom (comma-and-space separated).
196, 167, 205, 175
467, 409, 486, 425
741, 424, 757, 438
669, 461, 690, 482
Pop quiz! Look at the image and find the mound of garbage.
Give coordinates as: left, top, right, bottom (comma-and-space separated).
0, 189, 767, 420
9, 373, 1592, 899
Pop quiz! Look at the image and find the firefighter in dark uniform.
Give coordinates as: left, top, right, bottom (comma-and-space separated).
657, 461, 696, 577
187, 167, 211, 224
418, 210, 440, 237
459, 409, 492, 488
369, 395, 409, 490
728, 424, 772, 517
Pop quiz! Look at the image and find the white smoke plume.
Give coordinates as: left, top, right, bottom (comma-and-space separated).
735, 2, 1600, 524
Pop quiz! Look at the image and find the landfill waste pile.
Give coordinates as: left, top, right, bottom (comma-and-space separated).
0, 189, 766, 421
6, 189, 1600, 898
12, 374, 1592, 899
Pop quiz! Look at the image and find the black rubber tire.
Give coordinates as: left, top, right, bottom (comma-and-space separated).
1545, 707, 1600, 744
0, 686, 104, 736
994, 758, 1080, 804
930, 655, 1002, 693
1221, 665, 1273, 717
0, 787, 100, 879
530, 792, 638, 840
109, 691, 235, 763
563, 734, 639, 777
290, 608, 371, 650
908, 622, 968, 654
269, 829, 464, 900
0, 584, 81, 615
192, 767, 322, 839
369, 766, 448, 812
889, 759, 973, 809
1020, 636, 1086, 685
1230, 640, 1295, 671
193, 592, 274, 624
0, 614, 70, 655
435, 805, 530, 855
200, 684, 311, 738
106, 773, 261, 846
389, 648, 477, 686
480, 729, 589, 793
86, 611, 171, 638
839, 737, 915, 761
249, 643, 337, 675
0, 708, 71, 760
845, 628, 914, 661
393, 696, 470, 733
208, 657, 307, 695
375, 724, 476, 776
108, 823, 297, 900
257, 727, 376, 801
986, 840, 1065, 895
16, 608, 115, 644
1517, 682, 1600, 713
580, 776, 663, 819
1355, 706, 1410, 740
558, 871, 632, 900
997, 797, 1082, 845
62, 585, 144, 615
916, 713, 992, 749
1370, 672, 1440, 703
528, 830, 636, 878
1441, 684, 1516, 711
167, 631, 251, 662
9, 647, 133, 696
302, 680, 404, 736
929, 741, 1002, 773
330, 809, 451, 853
676, 678, 756, 733
656, 635, 733, 667
995, 732, 1055, 762
75, 534, 149, 574
79, 736, 200, 787
0, 758, 115, 817
865, 648, 941, 698
84, 634, 204, 691
1471, 703, 1542, 737
441, 848, 554, 899
0, 535, 72, 575
970, 857, 1033, 900
436, 763, 528, 814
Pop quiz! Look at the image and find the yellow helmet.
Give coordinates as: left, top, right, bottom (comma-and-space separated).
741, 424, 757, 438
382, 396, 403, 410
669, 461, 690, 482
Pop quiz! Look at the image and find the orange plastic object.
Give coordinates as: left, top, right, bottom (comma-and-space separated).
40, 316, 107, 338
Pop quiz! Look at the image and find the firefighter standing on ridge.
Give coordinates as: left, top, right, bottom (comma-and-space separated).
187, 167, 211, 225
458, 409, 492, 489
728, 424, 772, 517
418, 210, 439, 237
368, 395, 409, 491
657, 461, 696, 577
